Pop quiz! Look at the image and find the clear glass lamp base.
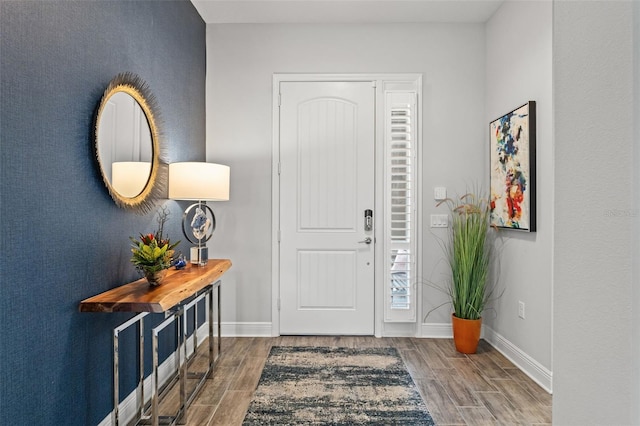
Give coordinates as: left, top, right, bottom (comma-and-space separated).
190, 246, 208, 266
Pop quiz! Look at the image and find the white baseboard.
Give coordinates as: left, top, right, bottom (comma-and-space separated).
220, 322, 273, 337
419, 322, 552, 393
420, 322, 454, 338
482, 326, 553, 393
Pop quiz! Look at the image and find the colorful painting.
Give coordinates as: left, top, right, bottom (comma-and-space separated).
489, 101, 536, 231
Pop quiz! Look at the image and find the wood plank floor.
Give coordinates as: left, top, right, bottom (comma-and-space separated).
168, 336, 552, 425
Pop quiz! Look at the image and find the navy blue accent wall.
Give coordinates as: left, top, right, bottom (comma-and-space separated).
0, 1, 206, 424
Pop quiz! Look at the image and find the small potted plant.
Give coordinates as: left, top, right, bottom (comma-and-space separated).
438, 190, 495, 354
130, 208, 180, 286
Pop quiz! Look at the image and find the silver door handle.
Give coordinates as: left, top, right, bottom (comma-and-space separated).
358, 237, 372, 244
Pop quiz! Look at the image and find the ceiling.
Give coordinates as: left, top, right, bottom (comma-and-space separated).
190, 0, 505, 24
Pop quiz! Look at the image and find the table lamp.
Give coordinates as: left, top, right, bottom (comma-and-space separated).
168, 162, 230, 265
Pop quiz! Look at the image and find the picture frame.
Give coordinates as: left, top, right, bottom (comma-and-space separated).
489, 101, 536, 232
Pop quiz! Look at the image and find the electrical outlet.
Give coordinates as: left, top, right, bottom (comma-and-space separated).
518, 301, 525, 319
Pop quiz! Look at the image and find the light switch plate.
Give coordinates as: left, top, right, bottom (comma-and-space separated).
430, 214, 448, 228
434, 187, 447, 201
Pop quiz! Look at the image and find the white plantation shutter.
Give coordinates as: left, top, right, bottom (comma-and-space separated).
384, 91, 417, 322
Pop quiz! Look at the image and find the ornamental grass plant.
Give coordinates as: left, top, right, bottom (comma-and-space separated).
439, 191, 493, 320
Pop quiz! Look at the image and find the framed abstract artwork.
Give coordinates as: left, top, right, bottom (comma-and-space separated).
489, 101, 536, 232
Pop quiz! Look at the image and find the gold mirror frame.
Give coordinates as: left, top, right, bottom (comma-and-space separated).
94, 73, 166, 214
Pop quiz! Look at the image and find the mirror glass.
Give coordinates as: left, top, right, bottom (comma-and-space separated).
97, 92, 152, 195
94, 73, 162, 214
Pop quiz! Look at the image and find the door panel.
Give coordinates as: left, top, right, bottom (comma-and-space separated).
297, 98, 357, 231
279, 81, 375, 335
298, 250, 356, 309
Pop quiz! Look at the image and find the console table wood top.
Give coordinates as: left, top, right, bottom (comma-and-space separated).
79, 259, 232, 313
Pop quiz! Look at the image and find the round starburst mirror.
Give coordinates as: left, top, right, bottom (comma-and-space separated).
94, 72, 165, 214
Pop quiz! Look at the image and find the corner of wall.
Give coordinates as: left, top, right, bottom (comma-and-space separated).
483, 326, 552, 393
483, 0, 553, 377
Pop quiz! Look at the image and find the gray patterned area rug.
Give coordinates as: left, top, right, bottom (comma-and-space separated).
243, 346, 435, 425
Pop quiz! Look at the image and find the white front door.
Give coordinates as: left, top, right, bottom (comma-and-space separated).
278, 81, 376, 335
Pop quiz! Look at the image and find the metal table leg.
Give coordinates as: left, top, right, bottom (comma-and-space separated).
113, 312, 148, 426
151, 308, 184, 426
111, 280, 223, 426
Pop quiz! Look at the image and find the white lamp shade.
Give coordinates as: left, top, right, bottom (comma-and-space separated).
169, 162, 230, 201
111, 162, 151, 198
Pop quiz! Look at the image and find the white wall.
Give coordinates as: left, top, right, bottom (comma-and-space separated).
553, 1, 635, 424
205, 23, 486, 329
203, 4, 640, 422
634, 2, 640, 422
484, 1, 553, 378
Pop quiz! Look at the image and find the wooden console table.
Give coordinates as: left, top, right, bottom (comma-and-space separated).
80, 259, 232, 426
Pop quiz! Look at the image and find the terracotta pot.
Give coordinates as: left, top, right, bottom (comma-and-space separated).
144, 269, 167, 286
451, 314, 482, 354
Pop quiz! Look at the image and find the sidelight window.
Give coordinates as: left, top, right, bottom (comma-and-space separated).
384, 91, 418, 322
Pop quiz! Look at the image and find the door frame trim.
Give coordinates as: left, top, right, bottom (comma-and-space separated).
271, 73, 423, 337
